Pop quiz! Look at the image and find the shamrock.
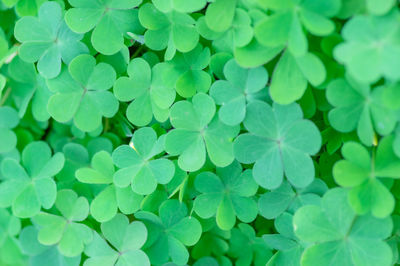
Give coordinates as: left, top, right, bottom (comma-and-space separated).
234, 101, 321, 189
255, 0, 341, 56
136, 199, 202, 265
209, 58, 268, 126
293, 188, 393, 266
113, 58, 175, 126
165, 44, 212, 98
8, 55, 52, 121
258, 179, 328, 219
84, 214, 150, 266
47, 54, 119, 132
75, 151, 143, 222
327, 77, 397, 146
0, 106, 19, 153
334, 11, 400, 84
165, 93, 239, 171
333, 136, 400, 218
14, 2, 88, 79
112, 127, 175, 195
194, 161, 258, 230
0, 141, 64, 218
228, 223, 272, 266
65, 0, 143, 55
138, 3, 199, 58
197, 8, 253, 52
32, 189, 93, 257
269, 50, 326, 105
19, 226, 81, 266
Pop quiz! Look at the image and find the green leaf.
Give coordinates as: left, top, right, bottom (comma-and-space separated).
14, 2, 88, 78
47, 54, 119, 132
165, 93, 239, 171
234, 101, 321, 189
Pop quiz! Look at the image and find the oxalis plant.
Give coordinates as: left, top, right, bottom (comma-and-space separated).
1, 0, 400, 265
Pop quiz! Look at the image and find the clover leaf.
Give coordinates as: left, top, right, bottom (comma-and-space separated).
19, 226, 81, 266
138, 3, 199, 58
0, 141, 64, 218
194, 161, 258, 230
165, 93, 240, 171
75, 151, 142, 222
8, 55, 52, 121
209, 58, 268, 126
197, 8, 253, 51
204, 0, 237, 33
166, 44, 211, 98
112, 127, 175, 195
136, 199, 202, 265
84, 214, 150, 266
14, 2, 88, 79
327, 77, 397, 146
113, 58, 175, 126
234, 101, 321, 189
258, 179, 328, 219
255, 0, 340, 56
0, 106, 19, 153
32, 189, 93, 257
47, 54, 119, 132
269, 50, 326, 104
334, 11, 400, 84
293, 188, 393, 266
333, 136, 400, 218
228, 223, 272, 266
65, 0, 142, 55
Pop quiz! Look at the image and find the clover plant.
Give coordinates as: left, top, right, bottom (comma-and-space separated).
0, 1, 400, 265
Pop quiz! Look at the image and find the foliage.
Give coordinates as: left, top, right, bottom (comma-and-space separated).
0, 0, 399, 265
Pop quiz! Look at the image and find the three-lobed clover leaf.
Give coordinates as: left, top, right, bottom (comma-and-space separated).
112, 127, 175, 195
333, 136, 400, 218
228, 223, 272, 266
293, 188, 393, 266
136, 199, 202, 265
32, 189, 93, 257
327, 77, 397, 146
8, 55, 52, 121
19, 226, 81, 266
138, 3, 199, 59
113, 58, 175, 126
234, 101, 321, 189
334, 11, 400, 84
197, 8, 253, 52
165, 93, 240, 172
65, 0, 143, 55
84, 213, 150, 266
258, 179, 328, 220
0, 141, 64, 218
255, 0, 341, 56
14, 2, 88, 79
165, 44, 211, 98
47, 54, 119, 132
194, 161, 258, 230
75, 151, 143, 222
0, 106, 19, 153
209, 58, 268, 126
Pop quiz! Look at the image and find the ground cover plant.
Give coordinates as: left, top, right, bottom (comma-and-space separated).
0, 0, 400, 265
